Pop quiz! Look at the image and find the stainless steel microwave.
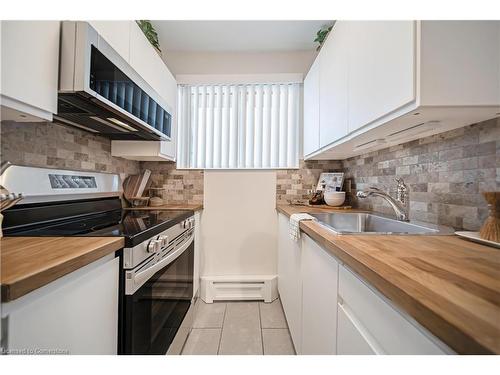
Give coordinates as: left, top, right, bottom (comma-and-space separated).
56, 21, 172, 141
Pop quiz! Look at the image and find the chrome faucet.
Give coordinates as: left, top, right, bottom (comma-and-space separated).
356, 178, 410, 221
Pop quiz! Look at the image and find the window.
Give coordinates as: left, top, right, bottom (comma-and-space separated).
176, 83, 300, 169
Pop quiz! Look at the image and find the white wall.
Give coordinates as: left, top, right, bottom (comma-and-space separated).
162, 50, 316, 76
164, 50, 311, 278
201, 171, 278, 276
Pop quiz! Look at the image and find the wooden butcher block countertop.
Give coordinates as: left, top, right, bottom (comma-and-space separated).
277, 204, 500, 354
1, 237, 124, 303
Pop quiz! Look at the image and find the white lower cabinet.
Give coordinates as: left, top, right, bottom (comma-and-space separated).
277, 213, 303, 353
1, 255, 119, 354
277, 214, 452, 355
338, 265, 449, 355
301, 235, 338, 354
193, 210, 202, 299
337, 304, 377, 354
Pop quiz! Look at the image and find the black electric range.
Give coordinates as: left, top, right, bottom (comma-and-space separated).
2, 196, 193, 247
1, 164, 197, 355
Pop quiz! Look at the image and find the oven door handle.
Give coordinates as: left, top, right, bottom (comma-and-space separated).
126, 232, 194, 295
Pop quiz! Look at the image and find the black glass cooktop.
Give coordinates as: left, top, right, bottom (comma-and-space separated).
2, 197, 193, 247
87, 209, 193, 246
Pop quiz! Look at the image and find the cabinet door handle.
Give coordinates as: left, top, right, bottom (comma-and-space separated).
338, 302, 386, 355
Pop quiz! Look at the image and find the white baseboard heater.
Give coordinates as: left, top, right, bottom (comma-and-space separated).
200, 275, 278, 303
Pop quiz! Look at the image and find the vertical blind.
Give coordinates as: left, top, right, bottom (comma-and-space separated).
177, 83, 300, 169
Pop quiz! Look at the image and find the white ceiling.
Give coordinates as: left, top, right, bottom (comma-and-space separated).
151, 21, 333, 52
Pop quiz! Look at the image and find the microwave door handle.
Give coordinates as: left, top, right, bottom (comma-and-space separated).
126, 232, 194, 295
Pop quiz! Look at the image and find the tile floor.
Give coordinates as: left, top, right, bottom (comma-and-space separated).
181, 298, 295, 355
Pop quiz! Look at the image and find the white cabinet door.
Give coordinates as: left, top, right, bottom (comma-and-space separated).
3, 255, 119, 354
127, 22, 177, 160
301, 235, 338, 354
278, 213, 303, 353
319, 21, 350, 148
1, 21, 60, 121
419, 20, 500, 106
89, 21, 131, 62
193, 211, 202, 299
303, 57, 320, 156
159, 71, 178, 159
337, 303, 377, 354
129, 22, 176, 109
348, 21, 415, 133
338, 265, 448, 354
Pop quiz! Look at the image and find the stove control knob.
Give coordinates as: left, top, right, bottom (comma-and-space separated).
158, 235, 169, 247
147, 239, 161, 253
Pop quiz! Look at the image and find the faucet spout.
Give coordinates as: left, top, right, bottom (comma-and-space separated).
356, 179, 410, 221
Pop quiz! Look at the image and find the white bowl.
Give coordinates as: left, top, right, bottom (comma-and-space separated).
324, 191, 345, 207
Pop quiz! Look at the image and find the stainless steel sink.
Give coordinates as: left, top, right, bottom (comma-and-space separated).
310, 212, 454, 235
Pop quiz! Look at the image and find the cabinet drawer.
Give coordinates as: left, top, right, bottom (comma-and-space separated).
337, 303, 377, 354
338, 265, 449, 354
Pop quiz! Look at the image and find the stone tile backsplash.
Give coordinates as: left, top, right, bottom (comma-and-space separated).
0, 121, 203, 206
343, 117, 500, 230
276, 159, 344, 205
2, 116, 499, 228
0, 121, 140, 179
141, 162, 204, 205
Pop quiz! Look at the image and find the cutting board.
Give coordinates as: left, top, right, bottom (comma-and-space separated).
123, 170, 152, 204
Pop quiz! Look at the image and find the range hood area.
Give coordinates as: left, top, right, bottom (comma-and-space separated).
56, 21, 173, 141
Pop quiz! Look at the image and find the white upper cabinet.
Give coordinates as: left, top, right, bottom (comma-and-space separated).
319, 21, 350, 148
303, 57, 320, 157
89, 21, 131, 62
0, 21, 60, 121
130, 22, 176, 112
348, 21, 415, 133
91, 21, 177, 116
419, 21, 500, 106
303, 20, 500, 160
105, 21, 178, 161
159, 67, 178, 160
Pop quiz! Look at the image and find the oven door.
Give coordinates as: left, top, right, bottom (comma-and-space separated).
120, 234, 194, 355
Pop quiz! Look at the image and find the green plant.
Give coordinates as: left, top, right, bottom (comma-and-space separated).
136, 20, 161, 52
314, 25, 333, 51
